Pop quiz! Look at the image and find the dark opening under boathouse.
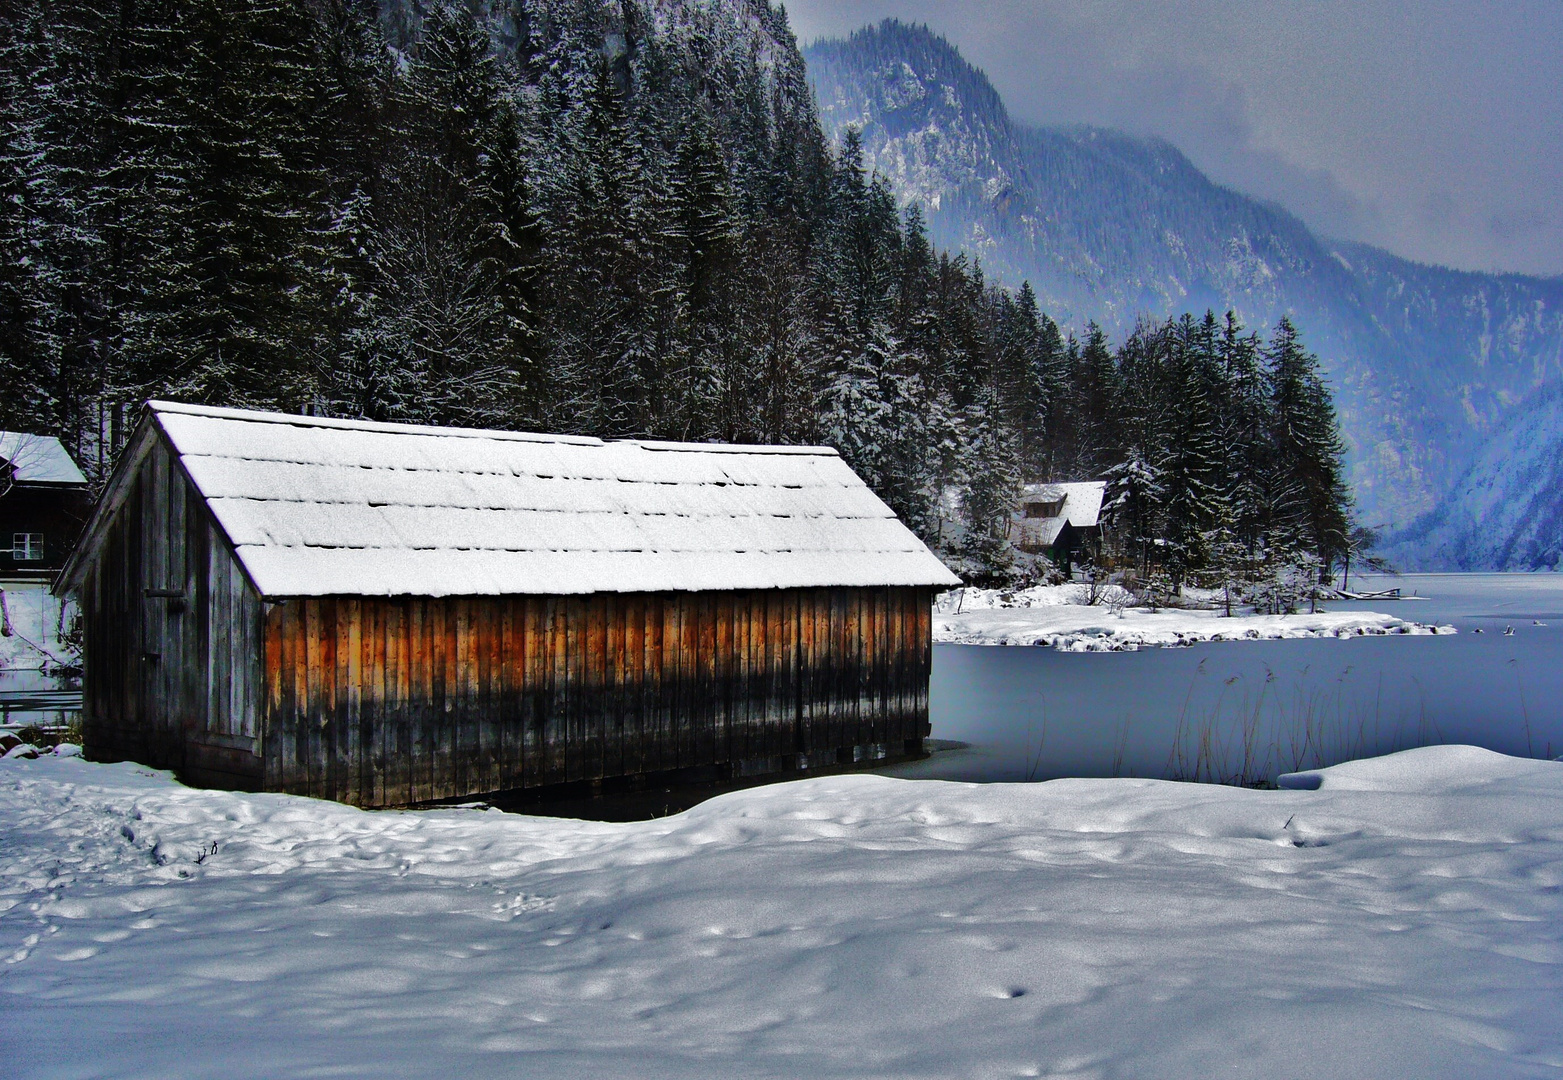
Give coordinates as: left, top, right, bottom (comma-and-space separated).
55, 402, 960, 808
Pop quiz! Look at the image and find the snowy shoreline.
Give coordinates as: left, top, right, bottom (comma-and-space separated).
934, 584, 1456, 651
3, 747, 1562, 1078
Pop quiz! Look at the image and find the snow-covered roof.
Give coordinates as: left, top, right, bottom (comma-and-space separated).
1023, 482, 1104, 527
1017, 481, 1106, 548
0, 431, 87, 486
125, 402, 959, 599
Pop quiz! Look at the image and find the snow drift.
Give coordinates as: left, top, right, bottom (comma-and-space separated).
4, 747, 1562, 1078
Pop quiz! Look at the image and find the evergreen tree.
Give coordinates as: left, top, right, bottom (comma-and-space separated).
1265, 316, 1351, 574
820, 318, 897, 491
542, 54, 652, 436
1070, 322, 1120, 477
179, 0, 330, 406
669, 110, 741, 439
0, 7, 60, 433
996, 281, 1053, 479
1216, 310, 1269, 549
374, 2, 533, 428
958, 381, 1022, 583
1102, 445, 1163, 575
1157, 314, 1223, 586
2, 2, 120, 471
309, 0, 404, 419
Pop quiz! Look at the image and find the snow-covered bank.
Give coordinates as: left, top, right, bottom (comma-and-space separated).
4, 748, 1562, 1078
935, 584, 1455, 650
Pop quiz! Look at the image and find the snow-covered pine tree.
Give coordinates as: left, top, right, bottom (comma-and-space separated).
1069, 322, 1121, 478
0, 1, 114, 457
994, 281, 1054, 480
1265, 316, 1352, 576
668, 110, 741, 439
0, 6, 61, 434
541, 52, 652, 437
306, 1, 408, 421
887, 200, 963, 542
1216, 310, 1269, 550
893, 201, 939, 381
958, 380, 1023, 584
316, 188, 427, 422
373, 2, 533, 429
819, 317, 897, 489
740, 230, 817, 445
96, 0, 206, 421
1157, 314, 1224, 588
174, 0, 331, 408
1030, 306, 1068, 481
1102, 445, 1163, 576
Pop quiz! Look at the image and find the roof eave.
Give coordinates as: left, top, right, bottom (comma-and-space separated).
6, 478, 90, 490
53, 410, 162, 596
55, 404, 266, 602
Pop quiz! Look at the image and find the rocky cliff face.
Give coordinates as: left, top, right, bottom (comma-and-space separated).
1384, 391, 1563, 570
805, 21, 1563, 566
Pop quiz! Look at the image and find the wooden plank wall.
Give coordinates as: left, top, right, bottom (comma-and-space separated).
80, 434, 265, 786
263, 587, 933, 807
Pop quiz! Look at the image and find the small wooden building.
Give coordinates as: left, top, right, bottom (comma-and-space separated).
1, 431, 93, 582
55, 402, 959, 807
1015, 481, 1105, 571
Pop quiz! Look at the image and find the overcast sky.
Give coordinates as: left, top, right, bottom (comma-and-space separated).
782, 0, 1562, 278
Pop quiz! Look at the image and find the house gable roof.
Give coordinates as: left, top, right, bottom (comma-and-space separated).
0, 431, 87, 486
71, 402, 959, 598
1019, 481, 1107, 548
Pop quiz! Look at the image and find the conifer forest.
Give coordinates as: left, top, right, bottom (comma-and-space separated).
0, 0, 1352, 588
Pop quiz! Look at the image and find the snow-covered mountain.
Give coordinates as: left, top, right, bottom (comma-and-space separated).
804, 21, 1563, 568
1385, 392, 1563, 570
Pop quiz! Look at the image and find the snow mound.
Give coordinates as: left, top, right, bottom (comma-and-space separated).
4, 748, 1563, 1078
1279, 744, 1549, 794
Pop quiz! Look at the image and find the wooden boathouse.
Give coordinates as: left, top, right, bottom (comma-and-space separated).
55, 402, 960, 807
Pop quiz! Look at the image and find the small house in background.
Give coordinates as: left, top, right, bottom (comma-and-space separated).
0, 431, 92, 583
56, 402, 959, 807
1015, 481, 1105, 572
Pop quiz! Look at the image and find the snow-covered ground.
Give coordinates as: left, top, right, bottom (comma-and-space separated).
4, 747, 1562, 1078
935, 585, 1455, 650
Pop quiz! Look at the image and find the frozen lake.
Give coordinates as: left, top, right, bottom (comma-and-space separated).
889, 573, 1563, 785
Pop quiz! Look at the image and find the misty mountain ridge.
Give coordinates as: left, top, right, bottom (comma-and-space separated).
804, 20, 1563, 569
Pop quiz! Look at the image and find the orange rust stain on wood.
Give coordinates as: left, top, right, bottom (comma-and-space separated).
252, 588, 933, 808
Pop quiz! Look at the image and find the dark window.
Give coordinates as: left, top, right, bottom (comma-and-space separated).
12, 533, 43, 560
1024, 500, 1064, 519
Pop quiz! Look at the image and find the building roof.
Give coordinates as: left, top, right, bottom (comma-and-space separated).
67, 402, 959, 598
1018, 481, 1106, 548
0, 431, 87, 486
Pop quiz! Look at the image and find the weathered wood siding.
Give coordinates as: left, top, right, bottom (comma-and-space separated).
262, 587, 934, 806
80, 434, 266, 786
